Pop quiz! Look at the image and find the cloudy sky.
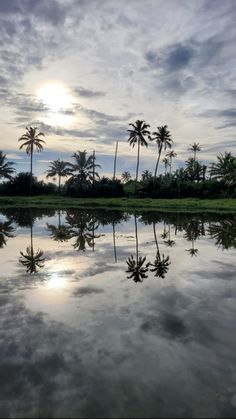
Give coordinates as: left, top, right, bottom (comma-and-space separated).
0, 0, 235, 179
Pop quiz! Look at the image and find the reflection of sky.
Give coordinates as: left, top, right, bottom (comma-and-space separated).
0, 211, 236, 418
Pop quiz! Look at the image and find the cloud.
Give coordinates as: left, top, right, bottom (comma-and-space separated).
73, 86, 106, 98
73, 286, 104, 297
165, 43, 195, 72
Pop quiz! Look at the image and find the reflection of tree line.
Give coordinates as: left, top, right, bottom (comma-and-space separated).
0, 209, 235, 276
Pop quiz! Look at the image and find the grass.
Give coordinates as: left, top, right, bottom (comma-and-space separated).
0, 195, 235, 213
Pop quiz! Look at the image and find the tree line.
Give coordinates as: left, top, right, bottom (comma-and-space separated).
0, 121, 235, 198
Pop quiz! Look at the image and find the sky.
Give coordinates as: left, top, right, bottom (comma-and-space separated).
0, 0, 236, 180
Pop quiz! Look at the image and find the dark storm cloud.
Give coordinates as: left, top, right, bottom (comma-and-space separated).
74, 86, 106, 98
195, 108, 236, 129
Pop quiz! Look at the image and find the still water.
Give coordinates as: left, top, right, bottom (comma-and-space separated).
0, 208, 235, 418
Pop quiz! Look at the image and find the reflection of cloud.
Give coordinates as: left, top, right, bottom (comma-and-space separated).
73, 286, 104, 297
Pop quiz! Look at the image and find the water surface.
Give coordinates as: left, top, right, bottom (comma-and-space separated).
0, 209, 235, 418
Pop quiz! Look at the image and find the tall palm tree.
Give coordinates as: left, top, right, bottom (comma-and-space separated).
150, 125, 173, 178
166, 150, 177, 174
19, 211, 45, 274
18, 126, 45, 194
46, 159, 73, 194
127, 120, 150, 182
209, 152, 236, 187
150, 222, 170, 278
189, 142, 202, 161
71, 150, 101, 186
0, 151, 15, 182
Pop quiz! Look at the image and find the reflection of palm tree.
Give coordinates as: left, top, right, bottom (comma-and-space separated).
126, 214, 149, 282
150, 222, 170, 278
19, 213, 45, 274
66, 211, 100, 252
0, 220, 15, 248
184, 219, 201, 257
112, 221, 117, 262
164, 224, 175, 247
208, 219, 236, 250
46, 210, 72, 242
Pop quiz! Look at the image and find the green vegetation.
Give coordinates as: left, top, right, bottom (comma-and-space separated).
0, 196, 235, 213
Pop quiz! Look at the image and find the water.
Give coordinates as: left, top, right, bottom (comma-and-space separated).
0, 208, 235, 418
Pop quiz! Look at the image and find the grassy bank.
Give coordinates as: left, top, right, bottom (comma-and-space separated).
0, 196, 235, 213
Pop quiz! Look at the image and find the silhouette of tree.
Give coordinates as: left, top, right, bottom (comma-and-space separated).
162, 157, 170, 175
126, 214, 149, 282
209, 152, 236, 187
184, 219, 202, 257
70, 150, 101, 187
127, 120, 150, 182
166, 149, 177, 174
150, 222, 170, 278
18, 126, 45, 194
0, 151, 15, 182
0, 220, 15, 248
141, 169, 152, 181
164, 224, 175, 247
121, 171, 131, 183
150, 125, 173, 179
46, 159, 73, 194
189, 142, 202, 161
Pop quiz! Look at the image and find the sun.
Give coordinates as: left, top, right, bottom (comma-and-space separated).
37, 82, 72, 112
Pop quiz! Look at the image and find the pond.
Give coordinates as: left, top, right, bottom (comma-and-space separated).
0, 208, 235, 418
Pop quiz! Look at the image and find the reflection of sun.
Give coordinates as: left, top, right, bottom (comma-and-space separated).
47, 272, 67, 290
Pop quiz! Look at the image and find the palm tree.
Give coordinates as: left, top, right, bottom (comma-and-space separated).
0, 220, 15, 248
127, 120, 150, 182
141, 169, 152, 181
19, 211, 45, 274
150, 125, 173, 178
71, 150, 101, 186
162, 157, 169, 175
150, 222, 170, 278
0, 151, 15, 182
46, 159, 73, 194
209, 152, 236, 187
126, 214, 149, 282
121, 171, 131, 183
166, 150, 177, 174
189, 142, 202, 161
18, 126, 45, 193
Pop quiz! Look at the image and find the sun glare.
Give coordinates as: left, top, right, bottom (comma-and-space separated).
37, 82, 72, 112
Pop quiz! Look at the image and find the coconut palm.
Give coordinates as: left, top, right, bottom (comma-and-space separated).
0, 151, 15, 182
18, 126, 45, 193
126, 214, 149, 282
127, 120, 150, 182
121, 171, 131, 183
46, 159, 73, 194
166, 150, 177, 174
0, 220, 15, 248
189, 142, 202, 161
19, 212, 45, 274
150, 222, 170, 278
71, 150, 101, 186
150, 125, 173, 178
141, 169, 152, 181
209, 152, 236, 187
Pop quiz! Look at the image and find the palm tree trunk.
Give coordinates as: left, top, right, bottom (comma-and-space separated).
169, 158, 172, 174
30, 144, 33, 195
59, 175, 61, 194
113, 141, 118, 181
136, 141, 140, 182
154, 144, 162, 179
